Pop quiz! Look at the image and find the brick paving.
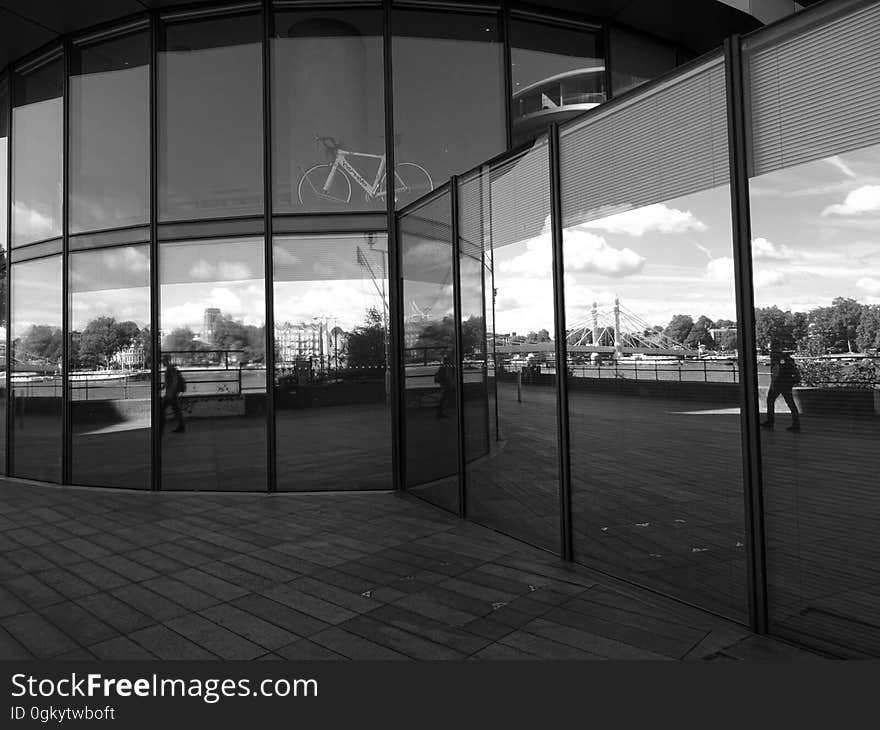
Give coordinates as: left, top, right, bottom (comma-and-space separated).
0, 477, 821, 660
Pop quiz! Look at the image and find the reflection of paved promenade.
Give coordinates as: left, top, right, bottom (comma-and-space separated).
0, 480, 817, 660
458, 381, 879, 655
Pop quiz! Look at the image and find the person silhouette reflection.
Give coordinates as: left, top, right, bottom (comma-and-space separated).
160, 355, 186, 434
761, 349, 801, 432
434, 353, 455, 419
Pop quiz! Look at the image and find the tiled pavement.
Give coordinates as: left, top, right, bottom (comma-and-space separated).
0, 478, 821, 661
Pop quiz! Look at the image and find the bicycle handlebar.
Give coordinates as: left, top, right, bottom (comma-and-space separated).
314, 134, 340, 151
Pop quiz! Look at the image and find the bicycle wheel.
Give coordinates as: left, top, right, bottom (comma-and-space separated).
297, 164, 352, 206
378, 162, 434, 204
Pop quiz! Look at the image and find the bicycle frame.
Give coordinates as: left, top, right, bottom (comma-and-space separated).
326, 149, 386, 198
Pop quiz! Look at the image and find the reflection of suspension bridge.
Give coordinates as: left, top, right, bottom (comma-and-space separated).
495, 298, 698, 357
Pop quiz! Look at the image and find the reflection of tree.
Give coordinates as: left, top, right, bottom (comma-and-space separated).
213, 315, 265, 363
77, 316, 141, 369
346, 307, 386, 368
163, 327, 199, 354
664, 315, 694, 345
17, 325, 63, 365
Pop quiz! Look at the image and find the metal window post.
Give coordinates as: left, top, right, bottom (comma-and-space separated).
262, 0, 277, 493
548, 123, 572, 561
62, 40, 71, 485
4, 71, 11, 477
383, 0, 404, 492
149, 12, 161, 491
450, 175, 466, 518
724, 35, 768, 634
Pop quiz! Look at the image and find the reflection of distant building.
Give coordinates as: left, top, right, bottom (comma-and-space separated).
112, 343, 144, 369
202, 308, 221, 345
275, 321, 331, 365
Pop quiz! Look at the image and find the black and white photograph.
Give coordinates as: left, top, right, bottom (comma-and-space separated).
0, 0, 878, 724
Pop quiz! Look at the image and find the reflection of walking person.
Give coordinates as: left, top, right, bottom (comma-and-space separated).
161, 356, 186, 434
761, 350, 801, 432
435, 354, 454, 419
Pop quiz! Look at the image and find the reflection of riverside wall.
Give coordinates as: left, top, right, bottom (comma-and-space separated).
495, 372, 742, 404
65, 394, 249, 421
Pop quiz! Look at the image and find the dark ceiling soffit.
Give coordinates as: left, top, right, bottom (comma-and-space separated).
0, 0, 763, 78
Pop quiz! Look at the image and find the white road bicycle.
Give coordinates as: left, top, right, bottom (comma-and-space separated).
297, 135, 434, 206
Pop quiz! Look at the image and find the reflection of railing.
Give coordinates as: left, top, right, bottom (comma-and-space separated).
512, 67, 606, 122
566, 360, 740, 383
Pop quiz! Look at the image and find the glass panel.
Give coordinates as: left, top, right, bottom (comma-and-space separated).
609, 26, 676, 97
1, 75, 8, 473
70, 30, 150, 233
461, 142, 560, 552
392, 10, 504, 206
272, 8, 385, 214
159, 237, 267, 490
273, 233, 391, 490
69, 245, 151, 488
159, 14, 263, 221
510, 19, 605, 146
12, 56, 63, 247
400, 190, 459, 511
750, 146, 880, 655
560, 73, 746, 620
11, 255, 63, 481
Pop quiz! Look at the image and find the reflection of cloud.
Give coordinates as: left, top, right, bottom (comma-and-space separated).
857, 277, 880, 296
821, 185, 880, 216
189, 259, 254, 281
162, 282, 265, 330
693, 243, 713, 260
566, 230, 644, 277
706, 256, 785, 287
12, 202, 59, 241
502, 230, 644, 279
752, 237, 794, 261
754, 269, 787, 287
706, 257, 734, 281
581, 203, 706, 236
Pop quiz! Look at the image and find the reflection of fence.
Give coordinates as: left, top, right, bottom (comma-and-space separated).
569, 361, 739, 384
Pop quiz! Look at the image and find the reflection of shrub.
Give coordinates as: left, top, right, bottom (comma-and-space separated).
797, 358, 879, 388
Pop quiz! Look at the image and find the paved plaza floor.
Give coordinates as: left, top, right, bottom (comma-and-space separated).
0, 478, 820, 661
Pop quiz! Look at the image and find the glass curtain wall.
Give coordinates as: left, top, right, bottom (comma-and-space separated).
559, 57, 747, 621
745, 1, 880, 656
1, 74, 8, 473
460, 140, 560, 552
11, 53, 63, 247
69, 28, 150, 233
273, 233, 391, 490
158, 237, 266, 490
69, 246, 151, 488
392, 8, 504, 204
400, 189, 459, 512
609, 26, 677, 97
272, 7, 386, 214
10, 255, 63, 481
158, 11, 263, 222
509, 18, 605, 146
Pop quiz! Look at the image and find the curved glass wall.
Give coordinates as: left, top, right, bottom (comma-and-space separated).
159, 236, 267, 491
69, 244, 151, 489
392, 8, 505, 201
158, 11, 263, 222
69, 28, 150, 234
272, 7, 385, 214
273, 233, 391, 490
10, 255, 63, 482
11, 53, 63, 248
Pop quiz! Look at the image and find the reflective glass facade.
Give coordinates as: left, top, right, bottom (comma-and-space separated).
1, 0, 877, 659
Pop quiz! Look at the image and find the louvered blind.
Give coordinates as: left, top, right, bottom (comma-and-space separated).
458, 170, 487, 262
746, 0, 880, 177
488, 140, 550, 248
559, 55, 729, 229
